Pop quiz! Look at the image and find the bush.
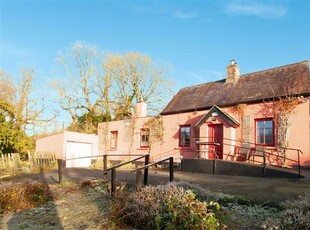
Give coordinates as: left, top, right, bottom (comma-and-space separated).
224, 203, 279, 230
155, 190, 220, 230
263, 193, 310, 230
112, 182, 221, 230
0, 181, 52, 213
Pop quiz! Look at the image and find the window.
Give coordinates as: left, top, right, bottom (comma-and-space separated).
110, 131, 118, 150
140, 129, 150, 148
255, 119, 274, 146
179, 125, 191, 147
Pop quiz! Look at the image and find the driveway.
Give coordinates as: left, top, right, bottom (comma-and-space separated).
2, 167, 310, 204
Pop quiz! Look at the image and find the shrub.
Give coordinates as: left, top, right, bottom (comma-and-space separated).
0, 181, 52, 213
155, 190, 220, 230
263, 193, 310, 230
112, 182, 221, 230
224, 203, 279, 230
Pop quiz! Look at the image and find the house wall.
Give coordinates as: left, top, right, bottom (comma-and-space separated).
227, 101, 310, 166
35, 132, 65, 159
98, 117, 152, 162
289, 100, 310, 166
158, 111, 205, 161
97, 99, 310, 166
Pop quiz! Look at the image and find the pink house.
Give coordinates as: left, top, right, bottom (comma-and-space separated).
98, 60, 310, 167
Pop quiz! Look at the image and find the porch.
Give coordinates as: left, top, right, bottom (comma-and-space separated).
180, 137, 304, 178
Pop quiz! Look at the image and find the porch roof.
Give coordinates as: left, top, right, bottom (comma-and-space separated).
195, 105, 240, 128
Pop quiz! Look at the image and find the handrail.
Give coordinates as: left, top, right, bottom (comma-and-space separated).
65, 154, 148, 161
195, 137, 303, 178
131, 157, 174, 186
57, 154, 149, 185
103, 154, 148, 174
131, 157, 171, 172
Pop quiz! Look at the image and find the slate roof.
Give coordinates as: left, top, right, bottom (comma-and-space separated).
161, 60, 310, 115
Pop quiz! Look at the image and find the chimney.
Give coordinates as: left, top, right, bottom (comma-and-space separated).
136, 98, 147, 118
226, 59, 240, 83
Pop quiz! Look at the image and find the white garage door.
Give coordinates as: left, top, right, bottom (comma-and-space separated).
66, 142, 92, 168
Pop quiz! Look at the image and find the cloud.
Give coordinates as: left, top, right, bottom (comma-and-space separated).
173, 10, 198, 19
225, 1, 287, 18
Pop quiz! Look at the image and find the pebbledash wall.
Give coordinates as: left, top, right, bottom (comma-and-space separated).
98, 60, 310, 166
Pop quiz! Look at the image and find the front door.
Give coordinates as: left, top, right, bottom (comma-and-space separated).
208, 124, 224, 159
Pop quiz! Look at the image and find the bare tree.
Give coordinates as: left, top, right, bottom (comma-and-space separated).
53, 42, 173, 132
15, 69, 54, 133
0, 70, 16, 104
103, 52, 173, 119
52, 41, 111, 133
0, 69, 52, 154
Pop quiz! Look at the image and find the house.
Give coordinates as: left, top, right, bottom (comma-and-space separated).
98, 60, 310, 167
36, 131, 98, 168
98, 100, 154, 162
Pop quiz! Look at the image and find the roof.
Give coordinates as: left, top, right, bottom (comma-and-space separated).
161, 60, 310, 115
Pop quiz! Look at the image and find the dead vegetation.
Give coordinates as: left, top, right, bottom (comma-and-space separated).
1, 180, 310, 230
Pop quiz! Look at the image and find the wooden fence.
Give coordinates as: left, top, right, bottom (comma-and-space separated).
0, 151, 57, 172
28, 151, 57, 167
0, 153, 21, 172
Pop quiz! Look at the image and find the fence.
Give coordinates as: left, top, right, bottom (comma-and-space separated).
28, 151, 57, 167
0, 153, 21, 172
0, 151, 57, 173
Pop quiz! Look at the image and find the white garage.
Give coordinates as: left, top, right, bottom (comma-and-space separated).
66, 141, 93, 168
36, 131, 98, 168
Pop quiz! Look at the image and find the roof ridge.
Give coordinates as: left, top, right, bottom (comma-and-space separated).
179, 60, 309, 91
241, 60, 309, 77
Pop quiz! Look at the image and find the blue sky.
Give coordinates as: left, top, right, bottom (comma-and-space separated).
1, 0, 310, 97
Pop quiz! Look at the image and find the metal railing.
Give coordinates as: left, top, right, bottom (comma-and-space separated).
194, 137, 303, 178
131, 157, 174, 190
58, 154, 174, 195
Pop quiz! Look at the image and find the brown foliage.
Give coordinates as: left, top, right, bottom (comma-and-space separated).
0, 181, 52, 213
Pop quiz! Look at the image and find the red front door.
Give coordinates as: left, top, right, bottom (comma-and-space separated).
208, 124, 224, 159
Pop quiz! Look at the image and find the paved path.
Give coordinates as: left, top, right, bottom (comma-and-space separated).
2, 167, 310, 204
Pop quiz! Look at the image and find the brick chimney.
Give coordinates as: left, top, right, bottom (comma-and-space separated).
226, 59, 240, 83
136, 98, 147, 118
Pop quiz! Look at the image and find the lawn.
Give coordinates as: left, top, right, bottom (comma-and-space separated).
1, 179, 309, 229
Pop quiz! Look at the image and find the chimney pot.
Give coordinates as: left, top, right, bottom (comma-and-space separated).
226, 59, 240, 84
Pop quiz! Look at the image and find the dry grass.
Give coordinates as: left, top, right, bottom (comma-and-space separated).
0, 181, 52, 213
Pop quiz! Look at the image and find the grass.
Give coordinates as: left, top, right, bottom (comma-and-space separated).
1, 179, 309, 229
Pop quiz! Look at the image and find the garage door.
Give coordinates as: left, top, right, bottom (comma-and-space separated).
66, 142, 92, 168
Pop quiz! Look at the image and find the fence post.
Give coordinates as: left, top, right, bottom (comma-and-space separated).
111, 168, 116, 196
103, 155, 108, 182
169, 157, 174, 182
136, 170, 142, 192
262, 152, 266, 177
143, 154, 149, 186
57, 159, 63, 184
